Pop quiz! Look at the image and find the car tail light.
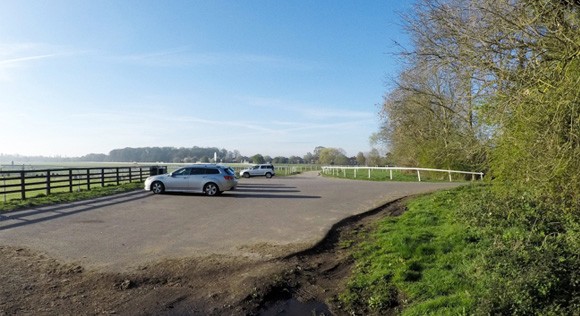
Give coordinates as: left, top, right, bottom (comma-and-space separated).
224, 175, 234, 180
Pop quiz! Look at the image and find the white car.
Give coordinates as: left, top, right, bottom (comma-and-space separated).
144, 164, 237, 196
239, 164, 275, 178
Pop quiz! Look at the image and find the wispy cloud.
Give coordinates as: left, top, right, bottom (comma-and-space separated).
69, 110, 278, 134
112, 47, 320, 70
241, 96, 374, 120
69, 108, 372, 137
0, 42, 74, 81
51, 108, 375, 156
0, 54, 59, 66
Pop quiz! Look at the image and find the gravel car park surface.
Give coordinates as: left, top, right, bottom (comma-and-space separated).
0, 172, 462, 315
0, 172, 460, 271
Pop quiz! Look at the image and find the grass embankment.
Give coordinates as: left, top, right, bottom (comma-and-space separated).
0, 182, 143, 212
339, 185, 580, 315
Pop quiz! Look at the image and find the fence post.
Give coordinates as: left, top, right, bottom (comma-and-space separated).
20, 171, 26, 200
448, 171, 452, 182
354, 168, 357, 178
417, 170, 421, 182
101, 168, 105, 187
128, 168, 132, 183
2, 172, 6, 203
368, 168, 371, 179
46, 172, 51, 196
69, 169, 73, 192
390, 169, 393, 180
116, 168, 120, 185
86, 169, 91, 190
139, 167, 143, 182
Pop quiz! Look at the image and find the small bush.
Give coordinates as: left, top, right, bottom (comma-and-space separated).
458, 187, 580, 315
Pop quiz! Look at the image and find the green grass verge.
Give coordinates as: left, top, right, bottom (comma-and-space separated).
0, 182, 143, 212
339, 186, 480, 315
338, 184, 580, 315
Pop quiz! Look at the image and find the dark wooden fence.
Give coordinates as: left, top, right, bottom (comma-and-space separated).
0, 166, 165, 200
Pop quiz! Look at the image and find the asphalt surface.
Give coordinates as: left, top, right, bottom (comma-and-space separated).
0, 172, 462, 271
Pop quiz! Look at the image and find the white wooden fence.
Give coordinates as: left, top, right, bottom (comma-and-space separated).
321, 166, 484, 182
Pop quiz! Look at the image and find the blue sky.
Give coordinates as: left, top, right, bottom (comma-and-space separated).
0, 0, 411, 158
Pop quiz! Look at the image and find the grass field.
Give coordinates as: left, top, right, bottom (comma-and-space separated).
323, 168, 476, 182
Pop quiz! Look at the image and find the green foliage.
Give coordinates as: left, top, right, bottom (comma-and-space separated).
458, 187, 580, 315
318, 147, 349, 165
251, 154, 265, 164
491, 54, 580, 209
365, 1, 580, 314
356, 152, 366, 166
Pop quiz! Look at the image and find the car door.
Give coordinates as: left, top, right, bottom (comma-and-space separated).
167, 167, 191, 191
203, 168, 222, 189
249, 165, 260, 176
188, 167, 206, 192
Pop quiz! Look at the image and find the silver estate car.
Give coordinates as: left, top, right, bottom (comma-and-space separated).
239, 164, 275, 178
144, 164, 237, 196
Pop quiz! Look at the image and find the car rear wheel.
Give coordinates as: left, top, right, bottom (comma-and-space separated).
151, 181, 165, 194
243, 172, 250, 178
265, 172, 272, 178
203, 183, 219, 196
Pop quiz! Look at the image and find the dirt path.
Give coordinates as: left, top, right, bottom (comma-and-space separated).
0, 198, 408, 315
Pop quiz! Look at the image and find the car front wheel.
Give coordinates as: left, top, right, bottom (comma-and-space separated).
243, 172, 250, 178
151, 181, 165, 194
265, 172, 272, 178
203, 183, 219, 196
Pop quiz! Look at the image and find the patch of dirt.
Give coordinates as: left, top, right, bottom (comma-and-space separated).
0, 198, 408, 316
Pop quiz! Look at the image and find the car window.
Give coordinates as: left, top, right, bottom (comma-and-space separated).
190, 168, 205, 175
223, 168, 234, 175
173, 168, 190, 176
205, 168, 220, 175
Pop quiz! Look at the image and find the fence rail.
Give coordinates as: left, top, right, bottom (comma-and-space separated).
0, 166, 160, 201
321, 166, 484, 182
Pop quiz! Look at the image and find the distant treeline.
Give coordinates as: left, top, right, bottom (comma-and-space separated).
1, 147, 304, 164
90, 147, 242, 163
1, 146, 385, 165
0, 147, 242, 164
